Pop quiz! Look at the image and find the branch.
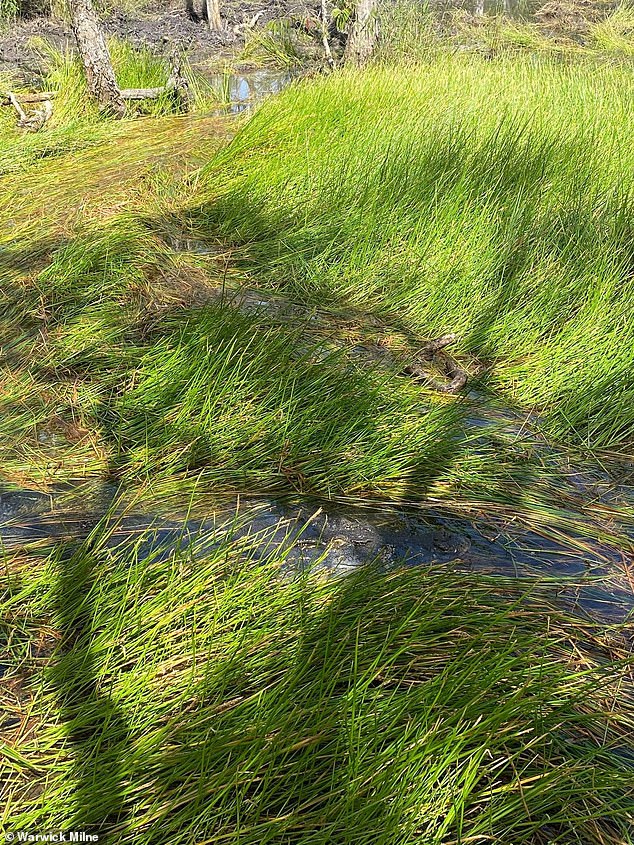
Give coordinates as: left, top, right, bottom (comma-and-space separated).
1, 91, 56, 105
5, 92, 27, 122
2, 91, 54, 131
321, 0, 336, 68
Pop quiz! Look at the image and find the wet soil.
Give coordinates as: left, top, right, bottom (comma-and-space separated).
1, 0, 619, 85
0, 0, 319, 84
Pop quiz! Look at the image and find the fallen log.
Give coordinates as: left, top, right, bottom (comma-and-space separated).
1, 91, 56, 105
2, 50, 189, 123
120, 54, 190, 109
2, 91, 54, 131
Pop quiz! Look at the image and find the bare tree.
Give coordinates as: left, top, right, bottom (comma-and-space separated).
344, 0, 378, 65
69, 0, 125, 115
205, 0, 223, 31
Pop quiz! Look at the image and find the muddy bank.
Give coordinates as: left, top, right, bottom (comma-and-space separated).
0, 0, 319, 83
1, 0, 619, 85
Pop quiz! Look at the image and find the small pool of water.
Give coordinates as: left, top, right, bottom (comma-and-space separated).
205, 69, 296, 113
433, 0, 542, 18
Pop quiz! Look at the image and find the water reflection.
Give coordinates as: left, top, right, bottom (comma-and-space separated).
433, 0, 541, 17
205, 69, 296, 113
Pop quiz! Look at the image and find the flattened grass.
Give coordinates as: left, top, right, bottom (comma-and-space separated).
3, 55, 634, 546
2, 45, 634, 845
2, 525, 633, 842
0, 39, 217, 178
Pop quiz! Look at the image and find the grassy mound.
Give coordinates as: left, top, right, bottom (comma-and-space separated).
3, 55, 634, 542
2, 46, 634, 845
189, 56, 634, 450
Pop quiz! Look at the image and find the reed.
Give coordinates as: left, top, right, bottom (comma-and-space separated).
191, 56, 634, 451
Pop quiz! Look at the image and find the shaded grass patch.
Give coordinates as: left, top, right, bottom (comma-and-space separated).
188, 56, 634, 450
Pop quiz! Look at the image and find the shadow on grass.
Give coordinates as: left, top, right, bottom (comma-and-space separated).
49, 551, 629, 844
7, 210, 622, 839
47, 542, 132, 836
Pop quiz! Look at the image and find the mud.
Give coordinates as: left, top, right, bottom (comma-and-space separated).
0, 0, 619, 85
0, 0, 318, 84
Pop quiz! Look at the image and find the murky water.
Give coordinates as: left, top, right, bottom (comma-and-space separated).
2, 382, 634, 623
2, 473, 633, 622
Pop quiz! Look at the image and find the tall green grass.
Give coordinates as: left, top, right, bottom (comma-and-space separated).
591, 4, 634, 54
2, 44, 634, 845
375, 0, 438, 62
3, 55, 634, 529
241, 20, 310, 69
105, 305, 462, 495
0, 0, 19, 23
3, 50, 634, 542
1, 210, 466, 496
3, 523, 634, 842
189, 56, 634, 450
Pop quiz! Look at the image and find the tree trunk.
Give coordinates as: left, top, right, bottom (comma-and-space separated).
321, 0, 335, 67
206, 0, 222, 31
69, 0, 125, 116
344, 0, 378, 65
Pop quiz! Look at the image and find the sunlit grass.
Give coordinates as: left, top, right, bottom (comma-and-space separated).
190, 56, 634, 451
0, 38, 218, 178
2, 522, 633, 842
2, 53, 634, 533
241, 20, 311, 69
2, 31, 634, 845
591, 4, 634, 54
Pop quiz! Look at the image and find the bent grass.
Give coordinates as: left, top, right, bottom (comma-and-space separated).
191, 56, 634, 452
2, 522, 634, 842
1, 35, 634, 845
2, 53, 634, 549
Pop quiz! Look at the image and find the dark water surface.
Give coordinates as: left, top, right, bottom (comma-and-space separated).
2, 473, 633, 623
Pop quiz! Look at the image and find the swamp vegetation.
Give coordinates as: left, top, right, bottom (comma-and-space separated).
1, 10, 634, 843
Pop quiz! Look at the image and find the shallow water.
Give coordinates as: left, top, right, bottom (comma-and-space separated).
205, 69, 296, 114
2, 474, 633, 623
433, 0, 541, 18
